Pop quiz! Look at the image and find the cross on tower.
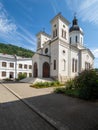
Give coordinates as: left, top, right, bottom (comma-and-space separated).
74, 12, 77, 18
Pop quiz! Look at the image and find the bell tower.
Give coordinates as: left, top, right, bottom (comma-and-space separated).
50, 12, 70, 43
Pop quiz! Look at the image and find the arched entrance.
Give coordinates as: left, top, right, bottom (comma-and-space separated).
43, 62, 50, 78
33, 62, 38, 77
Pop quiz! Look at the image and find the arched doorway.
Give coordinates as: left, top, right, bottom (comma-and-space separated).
43, 62, 50, 78
33, 62, 38, 77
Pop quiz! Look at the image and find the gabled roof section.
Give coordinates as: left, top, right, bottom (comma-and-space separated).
50, 12, 70, 25
82, 48, 95, 59
36, 31, 51, 38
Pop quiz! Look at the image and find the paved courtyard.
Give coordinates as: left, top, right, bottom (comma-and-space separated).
1, 82, 98, 130
0, 83, 56, 130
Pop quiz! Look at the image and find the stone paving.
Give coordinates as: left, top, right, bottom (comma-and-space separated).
3, 83, 98, 130
0, 84, 56, 130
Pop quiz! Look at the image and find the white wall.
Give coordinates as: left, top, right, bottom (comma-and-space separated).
69, 31, 83, 45
70, 49, 79, 78
58, 42, 69, 76
58, 19, 69, 43
81, 51, 94, 71
37, 33, 50, 50
0, 58, 15, 79
0, 56, 32, 79
32, 53, 50, 78
50, 40, 58, 79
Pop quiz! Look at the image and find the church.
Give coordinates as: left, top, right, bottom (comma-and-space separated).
32, 13, 94, 82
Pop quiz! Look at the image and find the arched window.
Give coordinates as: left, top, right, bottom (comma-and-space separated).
72, 59, 78, 72
62, 29, 66, 39
75, 36, 78, 43
54, 60, 56, 70
53, 29, 57, 38
75, 59, 77, 72
72, 58, 74, 72
70, 37, 71, 44
33, 62, 38, 77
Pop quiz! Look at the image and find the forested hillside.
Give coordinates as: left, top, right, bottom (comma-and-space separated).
0, 43, 34, 58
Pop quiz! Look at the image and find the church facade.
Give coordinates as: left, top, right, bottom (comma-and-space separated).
32, 13, 94, 82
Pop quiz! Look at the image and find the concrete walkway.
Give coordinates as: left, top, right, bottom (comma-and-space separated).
3, 83, 98, 130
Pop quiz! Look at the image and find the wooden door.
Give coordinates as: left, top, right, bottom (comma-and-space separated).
43, 62, 50, 78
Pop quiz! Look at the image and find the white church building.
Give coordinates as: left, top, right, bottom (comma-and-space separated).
32, 13, 94, 82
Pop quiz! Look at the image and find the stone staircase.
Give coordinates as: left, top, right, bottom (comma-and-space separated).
20, 77, 54, 84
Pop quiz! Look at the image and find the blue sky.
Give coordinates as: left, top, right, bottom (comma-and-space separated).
0, 0, 98, 68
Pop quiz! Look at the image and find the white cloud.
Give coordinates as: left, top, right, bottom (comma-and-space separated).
65, 0, 98, 26
0, 3, 17, 33
92, 49, 98, 58
50, 1, 58, 14
0, 2, 36, 51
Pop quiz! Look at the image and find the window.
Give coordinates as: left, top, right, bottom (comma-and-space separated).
2, 62, 7, 67
54, 24, 56, 27
18, 72, 22, 75
9, 72, 14, 78
63, 50, 66, 54
63, 25, 65, 28
24, 64, 27, 69
53, 29, 57, 38
62, 29, 66, 39
75, 60, 77, 72
29, 73, 32, 77
2, 71, 6, 77
54, 60, 56, 70
70, 37, 71, 44
10, 63, 14, 68
45, 48, 48, 54
24, 72, 27, 77
29, 65, 32, 69
72, 59, 77, 72
85, 62, 90, 70
19, 64, 22, 68
72, 59, 74, 72
75, 36, 78, 43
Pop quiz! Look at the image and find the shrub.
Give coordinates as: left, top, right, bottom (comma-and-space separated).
54, 87, 66, 94
18, 73, 27, 80
55, 69, 98, 100
65, 79, 75, 90
4, 78, 13, 81
75, 69, 98, 99
30, 81, 62, 88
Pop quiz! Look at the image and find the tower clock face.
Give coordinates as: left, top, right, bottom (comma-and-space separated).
45, 48, 48, 54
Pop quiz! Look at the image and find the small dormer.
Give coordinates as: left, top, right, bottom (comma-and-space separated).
69, 16, 84, 46
36, 31, 51, 50
50, 13, 70, 43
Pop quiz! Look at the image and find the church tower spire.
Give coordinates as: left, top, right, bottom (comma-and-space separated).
69, 15, 84, 46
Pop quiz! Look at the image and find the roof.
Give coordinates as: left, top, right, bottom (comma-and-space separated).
50, 12, 70, 25
69, 16, 83, 34
81, 48, 95, 59
0, 53, 32, 60
36, 31, 51, 38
